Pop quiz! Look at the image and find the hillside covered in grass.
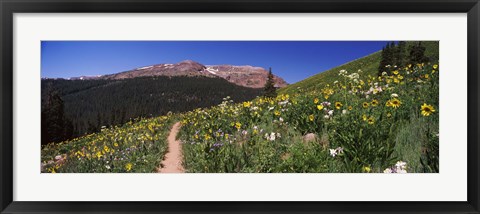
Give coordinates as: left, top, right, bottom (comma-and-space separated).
279, 41, 439, 95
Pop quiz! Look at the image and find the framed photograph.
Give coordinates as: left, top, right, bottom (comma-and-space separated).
1, 0, 479, 213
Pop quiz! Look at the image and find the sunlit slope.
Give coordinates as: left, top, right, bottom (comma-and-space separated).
279, 41, 439, 95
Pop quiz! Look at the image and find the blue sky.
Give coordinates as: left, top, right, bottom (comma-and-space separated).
41, 41, 389, 84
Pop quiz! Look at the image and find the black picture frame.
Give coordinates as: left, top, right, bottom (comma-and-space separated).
1, 0, 479, 213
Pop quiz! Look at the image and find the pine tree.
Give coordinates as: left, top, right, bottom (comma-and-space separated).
41, 83, 71, 145
263, 67, 277, 98
378, 46, 387, 76
378, 41, 410, 76
96, 112, 102, 129
64, 118, 74, 140
408, 41, 429, 65
387, 42, 396, 66
396, 41, 407, 68
378, 42, 395, 76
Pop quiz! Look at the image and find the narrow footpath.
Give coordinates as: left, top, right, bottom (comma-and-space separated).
158, 122, 184, 173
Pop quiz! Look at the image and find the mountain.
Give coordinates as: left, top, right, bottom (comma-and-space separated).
278, 41, 439, 95
74, 60, 288, 89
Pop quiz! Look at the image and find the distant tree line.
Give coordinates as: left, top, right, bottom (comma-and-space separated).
41, 76, 262, 145
378, 41, 430, 76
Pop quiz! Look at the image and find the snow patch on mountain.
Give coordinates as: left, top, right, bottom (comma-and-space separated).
205, 67, 218, 75
137, 66, 153, 70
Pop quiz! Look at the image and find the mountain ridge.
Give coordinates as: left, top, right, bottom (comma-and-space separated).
68, 60, 288, 89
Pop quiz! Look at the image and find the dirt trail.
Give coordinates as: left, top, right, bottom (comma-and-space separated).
158, 122, 184, 173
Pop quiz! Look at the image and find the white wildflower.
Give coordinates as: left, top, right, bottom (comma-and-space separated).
335, 147, 344, 154
384, 161, 408, 173
395, 161, 407, 169
383, 168, 393, 173
269, 132, 276, 141
329, 149, 337, 157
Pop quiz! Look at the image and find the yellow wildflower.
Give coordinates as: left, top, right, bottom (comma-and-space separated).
367, 117, 375, 125
386, 98, 402, 108
235, 122, 242, 130
363, 166, 371, 173
335, 102, 343, 109
421, 103, 436, 116
125, 163, 133, 171
96, 151, 102, 159
362, 102, 369, 108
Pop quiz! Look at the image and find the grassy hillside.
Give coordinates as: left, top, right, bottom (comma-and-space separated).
177, 41, 440, 173
279, 41, 439, 95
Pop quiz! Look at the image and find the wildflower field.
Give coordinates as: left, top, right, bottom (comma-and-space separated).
41, 115, 176, 173
179, 63, 439, 173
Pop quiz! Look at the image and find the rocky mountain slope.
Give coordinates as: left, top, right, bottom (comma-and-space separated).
72, 60, 288, 88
